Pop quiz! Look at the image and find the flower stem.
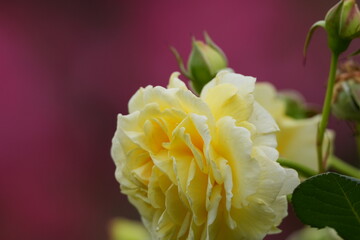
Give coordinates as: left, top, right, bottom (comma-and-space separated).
329, 156, 360, 179
277, 158, 317, 178
316, 52, 339, 173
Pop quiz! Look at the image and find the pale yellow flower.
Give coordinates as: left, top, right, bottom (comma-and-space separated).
254, 83, 334, 172
109, 218, 150, 240
111, 70, 299, 240
286, 227, 342, 240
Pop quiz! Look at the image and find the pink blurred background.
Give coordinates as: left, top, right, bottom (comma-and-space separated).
1, 0, 359, 239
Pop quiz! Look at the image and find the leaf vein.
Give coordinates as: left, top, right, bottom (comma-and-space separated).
333, 175, 360, 225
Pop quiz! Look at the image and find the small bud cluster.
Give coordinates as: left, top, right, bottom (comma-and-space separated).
332, 60, 360, 121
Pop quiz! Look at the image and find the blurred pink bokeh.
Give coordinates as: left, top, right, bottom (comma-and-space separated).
1, 0, 358, 239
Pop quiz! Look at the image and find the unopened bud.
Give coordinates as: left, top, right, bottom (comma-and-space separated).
325, 0, 360, 53
304, 0, 360, 56
171, 32, 228, 94
332, 60, 360, 121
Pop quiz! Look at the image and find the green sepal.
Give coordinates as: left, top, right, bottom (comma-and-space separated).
204, 31, 228, 66
303, 20, 326, 61
327, 34, 351, 55
170, 46, 191, 79
348, 48, 360, 57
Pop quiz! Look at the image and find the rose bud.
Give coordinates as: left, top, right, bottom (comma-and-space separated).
171, 32, 228, 94
304, 0, 360, 56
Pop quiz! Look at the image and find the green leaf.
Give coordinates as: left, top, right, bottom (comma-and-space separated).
292, 172, 360, 240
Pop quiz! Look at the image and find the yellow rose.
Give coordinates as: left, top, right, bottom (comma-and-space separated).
254, 83, 334, 172
111, 70, 300, 240
109, 218, 150, 240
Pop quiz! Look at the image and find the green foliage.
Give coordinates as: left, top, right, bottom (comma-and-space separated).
292, 172, 360, 240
